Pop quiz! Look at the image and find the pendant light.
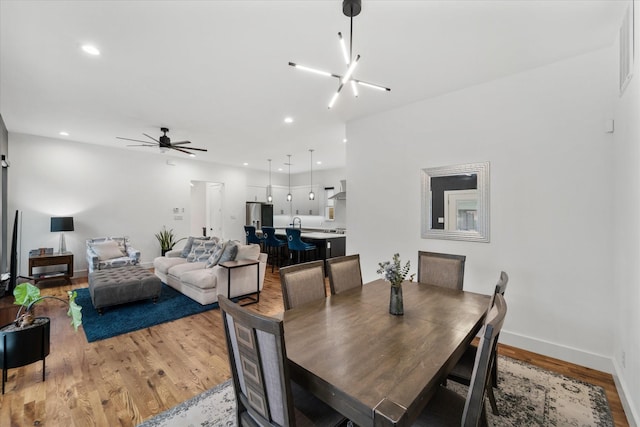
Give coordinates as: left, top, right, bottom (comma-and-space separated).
267, 159, 273, 203
308, 149, 315, 200
288, 0, 390, 109
286, 154, 293, 202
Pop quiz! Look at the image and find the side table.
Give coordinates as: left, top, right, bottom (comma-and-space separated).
28, 252, 74, 285
219, 259, 260, 306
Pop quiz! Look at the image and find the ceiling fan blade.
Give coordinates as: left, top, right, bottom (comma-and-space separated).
117, 136, 156, 144
126, 144, 155, 147
178, 146, 208, 152
171, 140, 192, 145
171, 146, 193, 155
143, 133, 160, 143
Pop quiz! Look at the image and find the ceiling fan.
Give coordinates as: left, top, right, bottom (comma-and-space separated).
117, 127, 207, 155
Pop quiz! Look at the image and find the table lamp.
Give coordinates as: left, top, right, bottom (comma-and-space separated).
51, 216, 74, 253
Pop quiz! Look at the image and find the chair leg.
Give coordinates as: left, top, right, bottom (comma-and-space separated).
487, 383, 499, 415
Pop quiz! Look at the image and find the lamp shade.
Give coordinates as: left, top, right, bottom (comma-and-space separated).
51, 216, 74, 232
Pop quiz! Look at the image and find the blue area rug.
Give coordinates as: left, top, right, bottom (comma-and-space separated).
75, 284, 219, 342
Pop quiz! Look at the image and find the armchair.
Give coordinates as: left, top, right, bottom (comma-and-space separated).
86, 237, 140, 273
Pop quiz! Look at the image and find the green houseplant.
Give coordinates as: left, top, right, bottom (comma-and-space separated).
155, 226, 186, 255
12, 282, 82, 331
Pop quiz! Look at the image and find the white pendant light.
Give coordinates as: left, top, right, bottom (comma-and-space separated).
308, 149, 315, 200
267, 159, 273, 203
286, 154, 293, 202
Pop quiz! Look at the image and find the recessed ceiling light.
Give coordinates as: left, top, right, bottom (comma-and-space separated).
81, 44, 100, 56
278, 168, 283, 172
316, 161, 322, 165
284, 117, 294, 124
243, 162, 249, 166
343, 138, 348, 143
189, 154, 196, 158
59, 131, 69, 136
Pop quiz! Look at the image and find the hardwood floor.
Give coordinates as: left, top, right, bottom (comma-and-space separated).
0, 270, 630, 426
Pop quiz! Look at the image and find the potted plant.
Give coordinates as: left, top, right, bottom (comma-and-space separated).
0, 283, 82, 394
155, 226, 185, 256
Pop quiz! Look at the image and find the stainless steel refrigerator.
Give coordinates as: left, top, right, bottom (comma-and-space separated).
246, 202, 273, 230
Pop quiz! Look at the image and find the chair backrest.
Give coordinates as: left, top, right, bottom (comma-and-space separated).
219, 295, 297, 426
462, 294, 507, 427
285, 228, 306, 251
327, 254, 363, 295
417, 251, 466, 290
244, 225, 262, 245
279, 260, 326, 310
495, 270, 508, 297
262, 226, 283, 247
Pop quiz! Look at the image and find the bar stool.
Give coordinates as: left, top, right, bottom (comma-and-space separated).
262, 226, 286, 273
244, 225, 265, 251
285, 228, 316, 264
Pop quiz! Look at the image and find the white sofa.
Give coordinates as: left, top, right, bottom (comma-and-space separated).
153, 240, 267, 305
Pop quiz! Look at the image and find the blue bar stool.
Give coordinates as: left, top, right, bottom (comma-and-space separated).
262, 226, 287, 273
244, 225, 265, 250
286, 228, 317, 264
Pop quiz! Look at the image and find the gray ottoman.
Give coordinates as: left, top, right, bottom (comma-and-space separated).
88, 266, 162, 313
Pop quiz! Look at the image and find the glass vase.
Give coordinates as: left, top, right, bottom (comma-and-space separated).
389, 284, 404, 315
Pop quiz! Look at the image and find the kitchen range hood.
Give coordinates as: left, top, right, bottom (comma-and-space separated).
329, 180, 347, 200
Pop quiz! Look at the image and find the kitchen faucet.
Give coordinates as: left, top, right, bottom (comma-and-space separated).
292, 217, 302, 229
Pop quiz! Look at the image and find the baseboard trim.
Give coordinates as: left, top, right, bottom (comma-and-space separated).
500, 330, 613, 373
612, 359, 639, 427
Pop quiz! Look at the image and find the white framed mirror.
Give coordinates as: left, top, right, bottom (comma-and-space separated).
421, 162, 490, 242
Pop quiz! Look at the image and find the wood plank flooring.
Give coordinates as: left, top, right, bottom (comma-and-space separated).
0, 269, 630, 426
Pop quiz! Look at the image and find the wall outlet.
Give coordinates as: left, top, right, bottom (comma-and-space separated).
622, 351, 626, 368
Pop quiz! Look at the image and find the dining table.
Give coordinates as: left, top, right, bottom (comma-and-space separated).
280, 279, 491, 427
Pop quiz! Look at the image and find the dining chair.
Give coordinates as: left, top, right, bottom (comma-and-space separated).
285, 228, 317, 264
417, 251, 466, 290
218, 295, 346, 427
262, 226, 287, 273
447, 270, 509, 415
412, 293, 507, 427
326, 254, 363, 295
279, 260, 326, 310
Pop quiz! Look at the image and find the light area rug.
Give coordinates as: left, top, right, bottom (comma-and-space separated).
137, 356, 614, 427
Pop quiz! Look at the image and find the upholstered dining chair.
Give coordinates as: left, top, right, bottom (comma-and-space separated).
279, 260, 326, 310
417, 251, 466, 290
218, 295, 346, 427
412, 294, 507, 427
327, 254, 363, 295
447, 270, 509, 415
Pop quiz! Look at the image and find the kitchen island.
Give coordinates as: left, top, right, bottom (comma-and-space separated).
275, 229, 346, 270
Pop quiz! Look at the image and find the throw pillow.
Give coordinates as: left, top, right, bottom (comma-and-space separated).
181, 236, 216, 258
205, 240, 227, 268
91, 240, 125, 261
235, 243, 260, 261
218, 240, 239, 264
186, 239, 218, 263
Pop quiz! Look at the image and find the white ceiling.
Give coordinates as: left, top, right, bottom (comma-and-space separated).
0, 0, 628, 173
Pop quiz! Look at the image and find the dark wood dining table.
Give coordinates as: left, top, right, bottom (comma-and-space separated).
280, 279, 490, 427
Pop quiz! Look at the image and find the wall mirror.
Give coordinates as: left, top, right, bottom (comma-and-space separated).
421, 162, 490, 242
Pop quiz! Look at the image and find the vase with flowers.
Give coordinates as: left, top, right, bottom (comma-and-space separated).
377, 253, 415, 315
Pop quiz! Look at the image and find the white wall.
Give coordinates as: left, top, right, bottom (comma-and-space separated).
8, 133, 252, 275
347, 46, 617, 377
612, 5, 640, 422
